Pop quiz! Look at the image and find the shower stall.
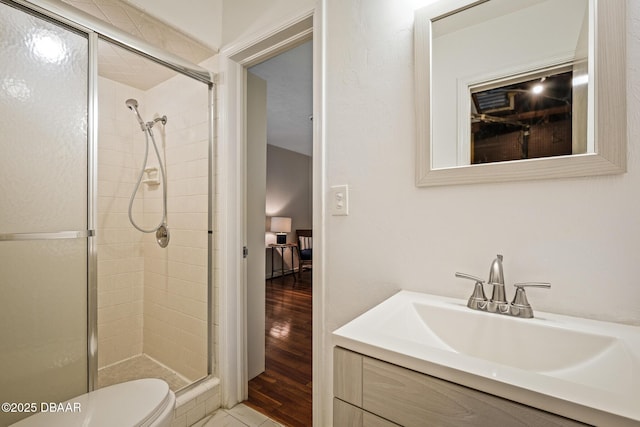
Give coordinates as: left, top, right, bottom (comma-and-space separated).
0, 1, 215, 424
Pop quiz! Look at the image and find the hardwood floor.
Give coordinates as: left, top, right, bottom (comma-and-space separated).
244, 271, 313, 426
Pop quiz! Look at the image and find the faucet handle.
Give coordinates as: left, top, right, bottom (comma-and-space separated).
455, 272, 484, 283
511, 282, 551, 318
455, 272, 487, 309
514, 282, 551, 288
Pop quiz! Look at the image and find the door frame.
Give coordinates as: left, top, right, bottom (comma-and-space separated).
216, 6, 327, 426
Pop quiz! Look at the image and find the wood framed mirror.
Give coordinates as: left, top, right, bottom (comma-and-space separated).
415, 0, 626, 186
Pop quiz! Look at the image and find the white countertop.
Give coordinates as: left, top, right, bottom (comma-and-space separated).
333, 291, 640, 426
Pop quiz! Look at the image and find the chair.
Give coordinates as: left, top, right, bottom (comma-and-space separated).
296, 229, 312, 280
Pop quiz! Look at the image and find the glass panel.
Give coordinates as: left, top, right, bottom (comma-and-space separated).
0, 3, 88, 425
0, 239, 88, 426
96, 39, 209, 391
0, 2, 88, 234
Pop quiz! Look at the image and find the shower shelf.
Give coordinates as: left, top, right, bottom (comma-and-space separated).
143, 167, 160, 186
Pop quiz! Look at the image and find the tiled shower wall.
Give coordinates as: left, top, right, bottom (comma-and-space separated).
97, 77, 145, 368
143, 73, 209, 382
97, 74, 209, 382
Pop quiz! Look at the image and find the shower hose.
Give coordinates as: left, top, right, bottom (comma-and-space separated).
128, 125, 168, 234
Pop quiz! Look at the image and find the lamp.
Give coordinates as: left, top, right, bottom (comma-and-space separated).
270, 217, 291, 244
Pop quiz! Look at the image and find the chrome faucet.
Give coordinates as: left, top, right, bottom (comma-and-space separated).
456, 254, 550, 318
487, 254, 506, 304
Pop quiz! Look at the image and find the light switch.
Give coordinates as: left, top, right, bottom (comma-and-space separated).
330, 185, 349, 216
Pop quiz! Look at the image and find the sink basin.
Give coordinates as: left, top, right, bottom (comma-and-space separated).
333, 291, 640, 426
415, 300, 626, 373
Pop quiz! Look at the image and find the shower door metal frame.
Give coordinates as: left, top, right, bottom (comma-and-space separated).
6, 0, 216, 393
87, 31, 99, 391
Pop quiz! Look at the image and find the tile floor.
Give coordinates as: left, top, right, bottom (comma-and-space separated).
193, 404, 284, 427
97, 354, 189, 391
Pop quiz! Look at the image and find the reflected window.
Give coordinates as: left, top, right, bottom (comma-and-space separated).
470, 64, 585, 164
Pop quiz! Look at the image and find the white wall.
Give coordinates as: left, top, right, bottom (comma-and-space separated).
266, 144, 313, 240
322, 0, 640, 415
325, 0, 640, 326
145, 0, 640, 422
265, 144, 312, 276
221, 0, 315, 47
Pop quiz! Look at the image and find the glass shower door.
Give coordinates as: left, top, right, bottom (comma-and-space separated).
0, 2, 90, 425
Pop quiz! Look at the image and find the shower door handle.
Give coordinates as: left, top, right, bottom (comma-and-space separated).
0, 230, 95, 241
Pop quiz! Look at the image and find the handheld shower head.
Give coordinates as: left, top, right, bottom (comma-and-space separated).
125, 98, 138, 110
125, 98, 146, 131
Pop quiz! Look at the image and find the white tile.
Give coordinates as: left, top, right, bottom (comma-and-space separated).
186, 402, 206, 426
227, 405, 269, 426
189, 414, 211, 427
171, 414, 187, 427
202, 411, 247, 427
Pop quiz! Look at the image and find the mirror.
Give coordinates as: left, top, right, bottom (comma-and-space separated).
415, 0, 626, 186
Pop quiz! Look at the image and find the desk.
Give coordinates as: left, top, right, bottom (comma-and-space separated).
269, 243, 297, 282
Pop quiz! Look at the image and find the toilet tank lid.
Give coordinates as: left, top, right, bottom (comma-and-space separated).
11, 378, 174, 427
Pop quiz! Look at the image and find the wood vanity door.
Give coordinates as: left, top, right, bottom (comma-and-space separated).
334, 347, 363, 406
361, 357, 586, 427
334, 399, 401, 427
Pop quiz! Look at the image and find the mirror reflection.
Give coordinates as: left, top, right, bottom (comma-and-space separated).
430, 0, 590, 169
470, 66, 584, 164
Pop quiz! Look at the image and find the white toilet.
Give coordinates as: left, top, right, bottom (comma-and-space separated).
11, 378, 175, 427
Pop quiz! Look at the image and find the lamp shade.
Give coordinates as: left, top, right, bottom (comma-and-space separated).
270, 217, 291, 233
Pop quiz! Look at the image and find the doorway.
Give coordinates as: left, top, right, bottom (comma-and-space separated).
245, 41, 313, 426
216, 11, 324, 423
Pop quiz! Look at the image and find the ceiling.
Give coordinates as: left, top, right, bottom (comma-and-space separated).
61, 0, 215, 90
472, 71, 573, 129
249, 41, 313, 157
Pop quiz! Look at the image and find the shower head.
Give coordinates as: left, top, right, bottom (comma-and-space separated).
125, 98, 138, 110
125, 98, 146, 131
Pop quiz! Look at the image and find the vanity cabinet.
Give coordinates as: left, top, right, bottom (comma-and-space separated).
333, 347, 586, 427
